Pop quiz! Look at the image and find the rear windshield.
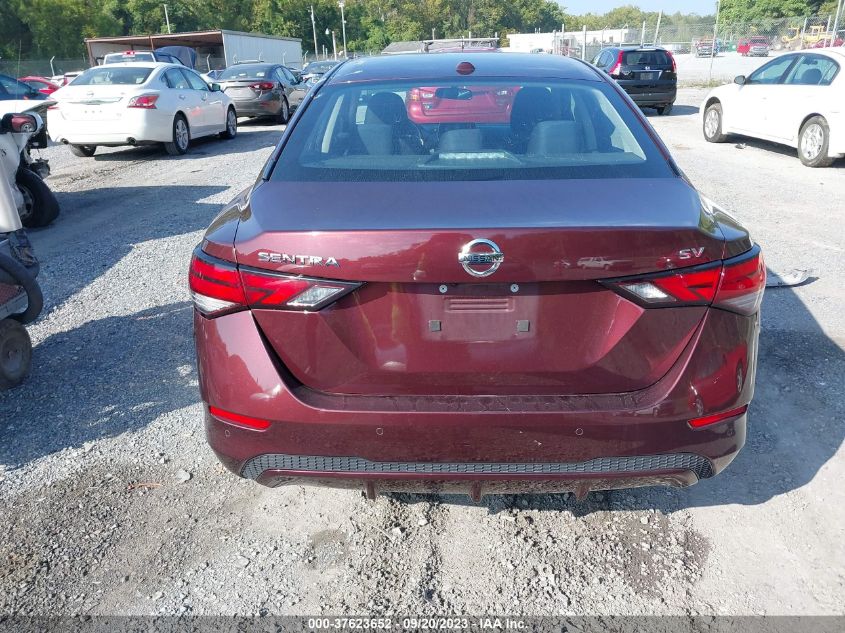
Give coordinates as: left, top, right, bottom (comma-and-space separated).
74, 67, 153, 85
622, 50, 672, 66
270, 78, 673, 182
104, 52, 155, 64
219, 65, 273, 79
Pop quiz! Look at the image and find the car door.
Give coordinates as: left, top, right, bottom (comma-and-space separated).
278, 66, 305, 108
184, 69, 224, 133
730, 55, 798, 135
768, 54, 840, 144
164, 68, 204, 134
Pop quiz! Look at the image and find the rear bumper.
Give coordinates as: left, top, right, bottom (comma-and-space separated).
230, 95, 281, 117
47, 109, 173, 145
195, 305, 759, 496
619, 85, 677, 106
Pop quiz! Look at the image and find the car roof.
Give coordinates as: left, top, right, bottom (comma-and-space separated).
93, 62, 186, 70
327, 52, 601, 84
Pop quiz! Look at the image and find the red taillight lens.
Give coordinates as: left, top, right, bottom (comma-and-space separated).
603, 245, 764, 315
251, 82, 275, 91
189, 250, 246, 316
689, 404, 748, 429
667, 50, 677, 73
208, 406, 271, 431
713, 249, 765, 316
189, 248, 362, 317
127, 94, 159, 109
608, 50, 625, 76
408, 88, 421, 101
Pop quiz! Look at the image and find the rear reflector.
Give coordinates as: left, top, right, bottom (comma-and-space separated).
189, 247, 362, 317
603, 245, 764, 315
689, 405, 748, 429
208, 406, 271, 430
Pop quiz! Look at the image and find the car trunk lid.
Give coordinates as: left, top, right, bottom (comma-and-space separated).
232, 177, 726, 396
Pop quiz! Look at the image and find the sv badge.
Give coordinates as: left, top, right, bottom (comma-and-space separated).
678, 247, 705, 260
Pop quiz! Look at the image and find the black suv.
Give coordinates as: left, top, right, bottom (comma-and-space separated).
591, 47, 677, 115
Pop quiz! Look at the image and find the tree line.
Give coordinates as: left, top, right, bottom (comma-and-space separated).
0, 0, 840, 61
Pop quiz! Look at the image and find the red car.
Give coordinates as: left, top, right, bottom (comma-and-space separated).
407, 85, 519, 124
737, 36, 770, 57
813, 37, 844, 48
18, 76, 61, 95
190, 53, 764, 501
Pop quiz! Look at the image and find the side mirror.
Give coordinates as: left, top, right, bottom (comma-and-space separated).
210, 82, 222, 92
734, 75, 747, 85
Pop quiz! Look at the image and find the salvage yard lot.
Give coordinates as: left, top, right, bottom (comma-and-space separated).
1, 92, 843, 616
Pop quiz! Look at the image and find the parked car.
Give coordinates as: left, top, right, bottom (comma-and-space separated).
406, 85, 518, 124
737, 36, 771, 57
18, 76, 62, 96
812, 37, 844, 48
59, 71, 83, 86
702, 50, 844, 167
216, 63, 303, 123
694, 38, 720, 57
102, 47, 194, 68
592, 46, 677, 115
300, 60, 342, 84
0, 75, 46, 101
48, 63, 237, 157
190, 53, 765, 500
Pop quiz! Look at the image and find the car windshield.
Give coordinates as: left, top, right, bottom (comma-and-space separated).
270, 78, 673, 182
73, 67, 153, 85
622, 50, 672, 66
219, 65, 273, 79
303, 61, 339, 74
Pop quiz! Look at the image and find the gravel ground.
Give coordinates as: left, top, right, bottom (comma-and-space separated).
0, 94, 843, 618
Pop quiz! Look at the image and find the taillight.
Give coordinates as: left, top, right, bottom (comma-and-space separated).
602, 245, 764, 316
667, 50, 677, 73
189, 250, 246, 316
189, 248, 362, 317
251, 82, 275, 91
127, 94, 159, 109
713, 247, 766, 315
608, 50, 625, 76
408, 88, 421, 101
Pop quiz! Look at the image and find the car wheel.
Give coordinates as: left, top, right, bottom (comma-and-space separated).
0, 319, 32, 391
656, 104, 673, 116
703, 102, 728, 143
15, 169, 60, 228
277, 98, 290, 125
69, 144, 96, 157
219, 107, 237, 140
164, 114, 190, 156
798, 116, 835, 168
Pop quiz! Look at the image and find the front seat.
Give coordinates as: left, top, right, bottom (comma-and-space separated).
360, 92, 424, 155
798, 67, 823, 85
509, 87, 557, 153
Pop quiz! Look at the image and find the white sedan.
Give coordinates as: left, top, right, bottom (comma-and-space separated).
701, 49, 844, 167
48, 62, 237, 157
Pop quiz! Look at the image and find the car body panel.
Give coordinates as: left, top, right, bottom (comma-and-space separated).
47, 63, 234, 147
703, 50, 845, 157
217, 63, 301, 117
193, 52, 762, 496
591, 47, 677, 109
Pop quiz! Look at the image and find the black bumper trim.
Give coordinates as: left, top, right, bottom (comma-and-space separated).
241, 453, 714, 481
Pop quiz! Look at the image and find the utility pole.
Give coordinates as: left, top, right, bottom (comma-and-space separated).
654, 10, 662, 44
326, 28, 337, 60
338, 0, 348, 58
310, 5, 318, 59
163, 4, 171, 34
832, 0, 844, 46
708, 0, 721, 84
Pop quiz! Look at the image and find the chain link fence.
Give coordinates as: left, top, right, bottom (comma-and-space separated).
543, 12, 843, 84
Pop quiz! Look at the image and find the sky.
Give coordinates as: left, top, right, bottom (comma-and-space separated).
562, 0, 716, 15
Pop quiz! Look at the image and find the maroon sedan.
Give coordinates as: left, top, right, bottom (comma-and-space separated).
190, 53, 764, 501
